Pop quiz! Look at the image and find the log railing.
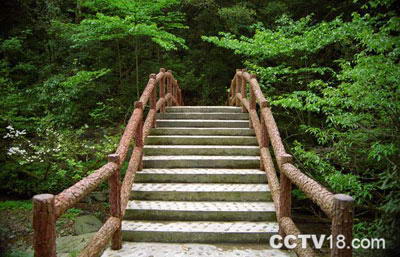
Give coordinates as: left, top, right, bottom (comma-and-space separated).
32, 68, 183, 257
229, 69, 354, 257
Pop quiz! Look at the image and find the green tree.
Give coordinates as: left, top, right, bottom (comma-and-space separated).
203, 0, 400, 253
63, 0, 187, 97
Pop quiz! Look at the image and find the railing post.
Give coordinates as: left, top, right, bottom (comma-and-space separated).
33, 194, 56, 257
241, 69, 247, 112
135, 101, 144, 170
235, 69, 241, 106
173, 80, 178, 106
331, 194, 354, 257
278, 153, 293, 236
167, 70, 173, 107
108, 154, 122, 250
150, 74, 157, 128
259, 115, 270, 171
230, 79, 235, 106
159, 68, 166, 113
249, 74, 257, 129
178, 88, 182, 106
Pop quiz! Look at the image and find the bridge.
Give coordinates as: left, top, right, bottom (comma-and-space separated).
32, 69, 354, 257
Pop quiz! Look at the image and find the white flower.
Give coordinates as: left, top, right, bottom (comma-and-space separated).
8, 146, 27, 156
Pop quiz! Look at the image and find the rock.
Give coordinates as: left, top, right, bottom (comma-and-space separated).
92, 191, 108, 202
74, 215, 102, 235
56, 233, 96, 256
24, 233, 96, 257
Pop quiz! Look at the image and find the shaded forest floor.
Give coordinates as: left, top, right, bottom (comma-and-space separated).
0, 199, 109, 257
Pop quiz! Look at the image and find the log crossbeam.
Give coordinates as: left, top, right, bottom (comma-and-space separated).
32, 68, 183, 257
232, 69, 354, 257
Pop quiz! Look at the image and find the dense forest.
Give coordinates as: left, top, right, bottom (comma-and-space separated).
1, 0, 399, 256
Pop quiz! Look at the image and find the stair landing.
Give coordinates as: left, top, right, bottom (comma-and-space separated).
102, 242, 296, 257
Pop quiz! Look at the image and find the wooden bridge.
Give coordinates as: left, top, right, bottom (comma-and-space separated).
32, 69, 354, 257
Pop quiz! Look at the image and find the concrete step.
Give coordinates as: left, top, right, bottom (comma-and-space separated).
156, 119, 249, 128
131, 183, 271, 201
144, 145, 259, 156
166, 106, 242, 113
102, 242, 295, 257
121, 220, 279, 243
143, 155, 260, 168
135, 168, 267, 183
157, 112, 249, 120
150, 127, 255, 136
124, 200, 276, 221
145, 136, 257, 146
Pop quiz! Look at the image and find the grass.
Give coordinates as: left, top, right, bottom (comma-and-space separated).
0, 200, 32, 211
2, 250, 33, 257
60, 208, 83, 221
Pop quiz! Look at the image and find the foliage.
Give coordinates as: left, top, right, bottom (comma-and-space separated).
0, 201, 32, 211
203, 0, 400, 253
1, 0, 399, 255
1, 123, 120, 195
2, 251, 32, 257
60, 208, 83, 221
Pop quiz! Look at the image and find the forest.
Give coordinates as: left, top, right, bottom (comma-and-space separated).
0, 0, 399, 256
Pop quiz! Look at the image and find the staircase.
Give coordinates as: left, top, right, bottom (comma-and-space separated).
102, 106, 294, 257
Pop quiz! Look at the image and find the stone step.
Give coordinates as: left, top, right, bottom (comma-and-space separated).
146, 135, 257, 146
131, 183, 271, 201
143, 155, 260, 168
124, 200, 276, 221
121, 220, 279, 243
144, 145, 259, 156
157, 112, 249, 120
156, 119, 249, 128
150, 127, 255, 136
166, 106, 242, 113
135, 168, 267, 183
102, 242, 295, 257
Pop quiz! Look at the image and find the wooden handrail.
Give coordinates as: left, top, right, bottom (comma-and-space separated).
32, 68, 183, 257
229, 69, 354, 257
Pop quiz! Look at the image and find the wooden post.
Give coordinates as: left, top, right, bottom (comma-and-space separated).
173, 80, 178, 106
150, 74, 157, 128
33, 194, 56, 257
160, 68, 166, 113
178, 88, 182, 106
249, 84, 256, 129
278, 154, 293, 236
167, 70, 173, 107
241, 69, 247, 112
259, 114, 270, 171
108, 154, 122, 250
331, 194, 354, 257
235, 69, 241, 106
230, 79, 235, 106
135, 101, 144, 171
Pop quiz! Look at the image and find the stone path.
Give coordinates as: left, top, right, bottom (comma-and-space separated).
102, 242, 296, 257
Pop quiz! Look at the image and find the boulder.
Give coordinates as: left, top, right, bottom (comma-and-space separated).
56, 233, 95, 256
74, 215, 102, 235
